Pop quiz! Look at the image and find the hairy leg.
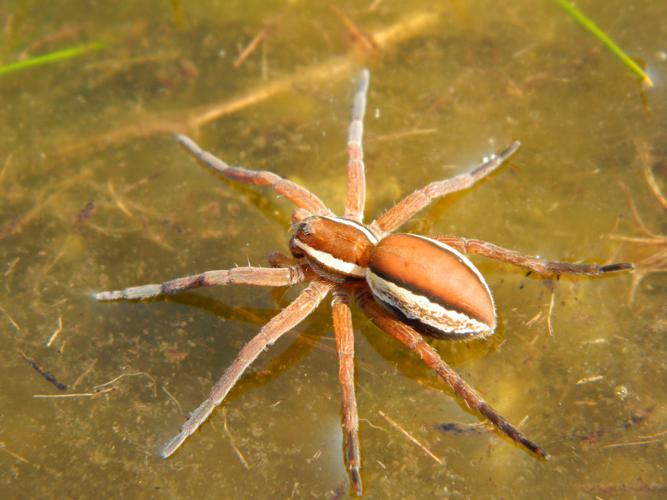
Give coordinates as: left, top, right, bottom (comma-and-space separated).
434, 236, 633, 275
95, 265, 307, 301
356, 288, 546, 458
332, 288, 362, 496
370, 142, 520, 235
177, 135, 333, 216
345, 69, 370, 223
162, 279, 333, 458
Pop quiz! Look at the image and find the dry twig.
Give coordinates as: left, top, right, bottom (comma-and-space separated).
546, 286, 556, 337
33, 387, 115, 398
71, 360, 97, 389
4, 257, 20, 277
94, 370, 157, 396
576, 375, 604, 385
46, 315, 63, 347
234, 30, 269, 69
0, 304, 21, 332
331, 6, 379, 57
0, 153, 12, 185
162, 385, 183, 416
378, 410, 443, 465
608, 146, 667, 302
635, 139, 667, 209
223, 410, 250, 469
600, 438, 662, 450
0, 442, 30, 464
57, 9, 441, 158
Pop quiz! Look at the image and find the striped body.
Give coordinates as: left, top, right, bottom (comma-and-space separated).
290, 216, 378, 282
290, 216, 496, 338
367, 234, 496, 338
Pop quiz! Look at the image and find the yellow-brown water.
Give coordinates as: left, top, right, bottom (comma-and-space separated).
1, 1, 666, 497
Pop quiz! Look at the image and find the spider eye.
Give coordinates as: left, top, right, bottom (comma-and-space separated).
290, 219, 313, 238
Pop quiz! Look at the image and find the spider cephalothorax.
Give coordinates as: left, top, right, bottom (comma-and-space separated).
289, 215, 377, 282
96, 69, 631, 496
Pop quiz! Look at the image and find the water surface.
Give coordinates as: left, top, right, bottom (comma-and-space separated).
1, 1, 666, 498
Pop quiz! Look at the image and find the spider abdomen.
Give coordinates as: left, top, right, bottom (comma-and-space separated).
366, 234, 496, 339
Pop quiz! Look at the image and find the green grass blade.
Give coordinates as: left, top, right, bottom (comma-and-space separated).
0, 41, 104, 77
556, 0, 653, 87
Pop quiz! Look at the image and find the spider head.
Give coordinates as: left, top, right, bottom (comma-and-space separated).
289, 215, 377, 283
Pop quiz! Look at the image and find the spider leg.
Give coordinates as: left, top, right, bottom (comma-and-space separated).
267, 251, 304, 268
344, 69, 370, 223
370, 142, 520, 236
356, 288, 547, 459
332, 288, 362, 496
177, 135, 333, 216
162, 279, 333, 458
291, 207, 312, 223
95, 265, 307, 301
434, 236, 634, 276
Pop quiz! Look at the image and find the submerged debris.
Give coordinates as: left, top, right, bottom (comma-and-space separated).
20, 352, 67, 391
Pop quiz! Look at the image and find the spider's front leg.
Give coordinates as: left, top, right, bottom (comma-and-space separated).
95, 265, 308, 301
177, 135, 333, 217
332, 288, 362, 496
370, 142, 520, 236
356, 288, 547, 459
162, 279, 334, 457
344, 69, 370, 223
433, 236, 633, 276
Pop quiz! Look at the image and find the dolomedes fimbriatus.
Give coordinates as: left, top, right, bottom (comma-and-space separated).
96, 69, 632, 496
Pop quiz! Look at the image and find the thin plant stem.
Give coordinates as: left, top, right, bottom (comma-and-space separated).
0, 41, 103, 77
556, 0, 652, 87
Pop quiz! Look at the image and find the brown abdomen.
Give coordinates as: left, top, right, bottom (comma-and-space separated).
366, 234, 496, 339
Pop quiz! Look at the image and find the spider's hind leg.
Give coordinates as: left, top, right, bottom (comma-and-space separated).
332, 288, 362, 496
356, 288, 547, 459
433, 236, 633, 276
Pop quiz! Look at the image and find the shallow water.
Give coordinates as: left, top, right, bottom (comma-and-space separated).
1, 1, 666, 498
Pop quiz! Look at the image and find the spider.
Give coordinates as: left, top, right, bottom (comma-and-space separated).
96, 69, 632, 496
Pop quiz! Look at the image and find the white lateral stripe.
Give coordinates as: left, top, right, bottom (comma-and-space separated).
320, 215, 378, 244
366, 271, 493, 335
293, 239, 366, 277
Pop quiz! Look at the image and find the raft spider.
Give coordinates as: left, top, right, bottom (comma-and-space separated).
96, 69, 631, 496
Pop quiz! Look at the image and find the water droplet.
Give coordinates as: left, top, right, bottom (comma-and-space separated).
614, 385, 628, 400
